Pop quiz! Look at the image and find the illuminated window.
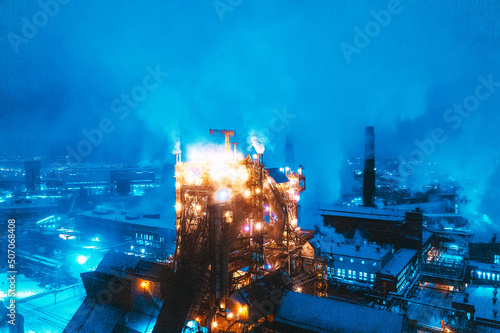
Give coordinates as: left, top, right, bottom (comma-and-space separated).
373, 262, 377, 266
478, 271, 482, 278
362, 261, 365, 264
342, 269, 345, 277
339, 257, 343, 261
351, 259, 354, 263
495, 255, 500, 264
337, 269, 341, 276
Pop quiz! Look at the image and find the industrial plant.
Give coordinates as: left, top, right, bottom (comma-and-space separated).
0, 125, 498, 333
2, 1, 500, 332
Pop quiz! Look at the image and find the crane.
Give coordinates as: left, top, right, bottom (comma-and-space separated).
209, 129, 235, 155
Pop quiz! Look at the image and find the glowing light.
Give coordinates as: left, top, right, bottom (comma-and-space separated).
195, 204, 201, 211
212, 322, 217, 328
175, 182, 180, 189
131, 245, 134, 249
216, 189, 230, 202
295, 286, 302, 293
244, 189, 251, 198
291, 218, 297, 227
77, 255, 88, 265
175, 202, 181, 211
195, 317, 200, 322
255, 222, 262, 230
279, 167, 284, 172
256, 188, 261, 194
228, 311, 233, 319
285, 167, 290, 172
243, 225, 250, 232
141, 249, 145, 253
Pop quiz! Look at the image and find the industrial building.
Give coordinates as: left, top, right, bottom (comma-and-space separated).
268, 291, 408, 332
320, 241, 392, 285
321, 205, 423, 252
376, 248, 419, 296
77, 209, 176, 259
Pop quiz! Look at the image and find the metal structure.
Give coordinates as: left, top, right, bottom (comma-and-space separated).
161, 135, 306, 332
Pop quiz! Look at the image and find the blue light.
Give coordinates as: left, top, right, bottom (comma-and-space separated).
216, 189, 230, 202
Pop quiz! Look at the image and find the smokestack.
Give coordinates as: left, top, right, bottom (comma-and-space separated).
363, 126, 375, 207
24, 160, 41, 192
285, 134, 294, 167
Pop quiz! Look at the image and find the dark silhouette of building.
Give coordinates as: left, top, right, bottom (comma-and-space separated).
24, 160, 41, 192
363, 126, 375, 207
321, 206, 423, 251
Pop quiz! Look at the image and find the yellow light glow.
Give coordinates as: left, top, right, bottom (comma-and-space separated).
255, 222, 262, 230
175, 182, 180, 189
228, 312, 233, 319
212, 322, 217, 328
256, 188, 261, 194
195, 204, 201, 211
175, 202, 181, 212
244, 189, 251, 198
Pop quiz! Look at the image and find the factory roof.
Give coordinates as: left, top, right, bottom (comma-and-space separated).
79, 210, 174, 229
321, 205, 406, 222
468, 260, 500, 272
317, 239, 391, 261
455, 286, 500, 323
275, 291, 404, 333
379, 249, 418, 276
96, 251, 142, 276
422, 230, 434, 245
267, 168, 290, 183
65, 295, 159, 332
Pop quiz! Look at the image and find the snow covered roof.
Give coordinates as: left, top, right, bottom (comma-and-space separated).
379, 249, 418, 276
96, 251, 142, 276
321, 205, 406, 222
79, 210, 174, 229
275, 291, 404, 333
318, 240, 390, 261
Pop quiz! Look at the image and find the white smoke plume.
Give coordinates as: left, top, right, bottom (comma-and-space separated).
248, 131, 267, 154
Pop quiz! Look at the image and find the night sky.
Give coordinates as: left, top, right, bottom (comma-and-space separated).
1, 1, 500, 236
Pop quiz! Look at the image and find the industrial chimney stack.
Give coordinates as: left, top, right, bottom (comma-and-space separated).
363, 127, 375, 207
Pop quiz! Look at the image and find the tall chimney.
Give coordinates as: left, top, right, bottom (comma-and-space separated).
363, 126, 375, 207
